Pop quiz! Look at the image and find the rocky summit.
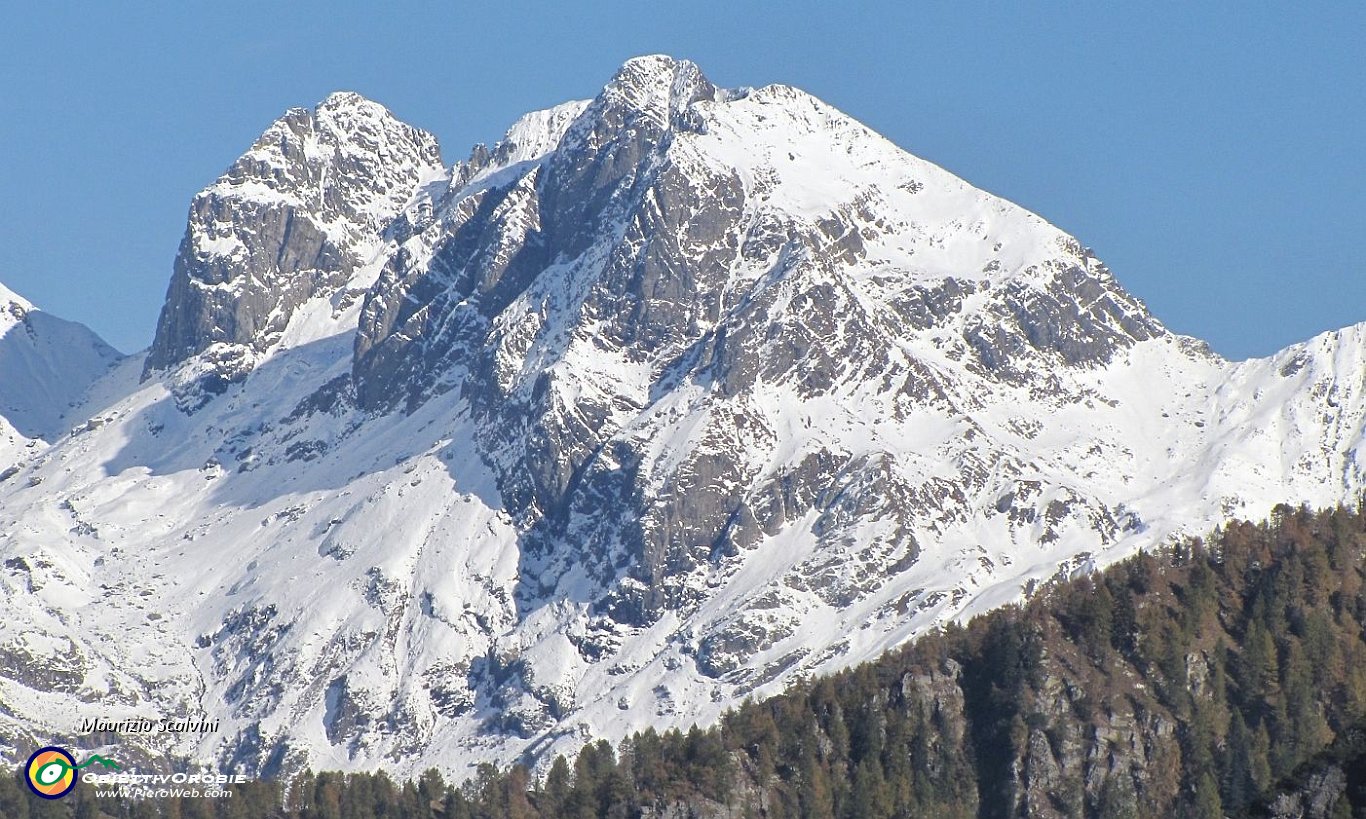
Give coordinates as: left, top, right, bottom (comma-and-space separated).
144, 91, 444, 381
2, 56, 1365, 778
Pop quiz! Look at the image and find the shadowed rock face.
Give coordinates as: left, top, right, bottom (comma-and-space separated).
144, 92, 443, 377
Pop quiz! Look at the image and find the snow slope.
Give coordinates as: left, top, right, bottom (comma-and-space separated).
0, 282, 121, 464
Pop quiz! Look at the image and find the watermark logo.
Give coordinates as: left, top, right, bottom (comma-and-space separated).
24, 746, 120, 800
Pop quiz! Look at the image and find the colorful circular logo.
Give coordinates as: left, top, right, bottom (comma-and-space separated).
25, 746, 78, 799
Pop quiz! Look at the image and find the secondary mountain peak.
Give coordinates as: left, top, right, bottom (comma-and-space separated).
0, 280, 32, 311
0, 277, 121, 460
142, 91, 444, 380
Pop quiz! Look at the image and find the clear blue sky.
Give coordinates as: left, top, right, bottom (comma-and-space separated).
1, 4, 1362, 359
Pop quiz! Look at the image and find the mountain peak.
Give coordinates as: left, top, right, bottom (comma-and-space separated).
611, 53, 702, 85
143, 92, 444, 378
0, 280, 32, 313
0, 275, 121, 454
599, 54, 720, 124
317, 89, 376, 110
311, 91, 418, 145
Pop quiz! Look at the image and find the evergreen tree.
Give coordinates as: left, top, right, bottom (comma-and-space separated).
1222, 709, 1256, 811
1191, 771, 1223, 819
797, 747, 834, 819
541, 756, 571, 815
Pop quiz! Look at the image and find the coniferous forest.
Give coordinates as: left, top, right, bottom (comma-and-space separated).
8, 503, 1366, 818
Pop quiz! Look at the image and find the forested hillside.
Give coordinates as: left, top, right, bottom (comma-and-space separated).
8, 503, 1366, 818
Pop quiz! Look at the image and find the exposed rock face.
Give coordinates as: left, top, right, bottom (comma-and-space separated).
350, 56, 1164, 627
1263, 769, 1349, 819
144, 92, 443, 377
1252, 719, 1366, 818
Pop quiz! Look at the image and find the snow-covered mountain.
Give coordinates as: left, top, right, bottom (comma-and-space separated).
0, 282, 121, 464
2, 55, 1364, 779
